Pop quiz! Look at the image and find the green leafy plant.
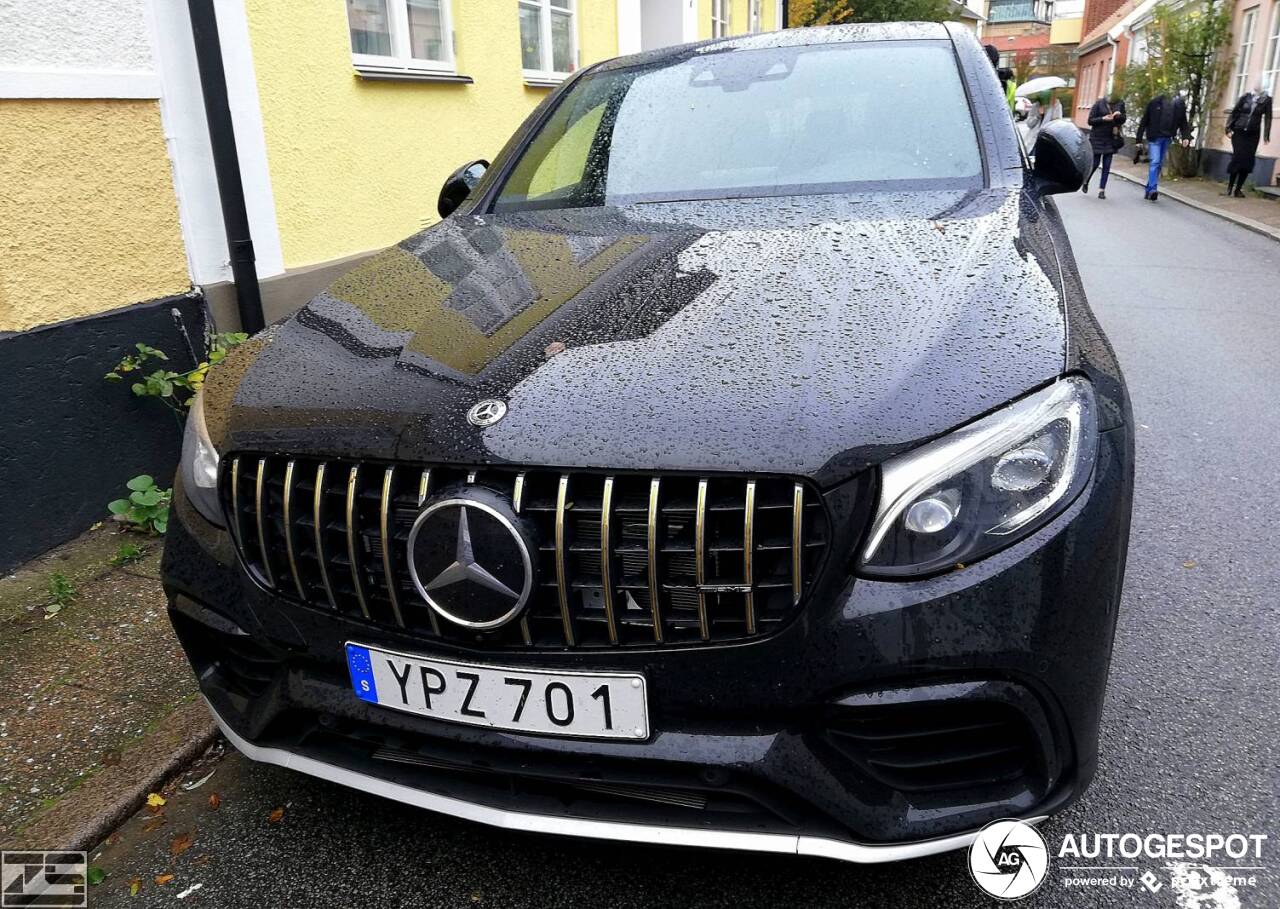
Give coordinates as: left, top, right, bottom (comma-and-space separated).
46, 571, 76, 617
108, 475, 171, 535
105, 332, 247, 417
789, 0, 954, 25
110, 541, 145, 567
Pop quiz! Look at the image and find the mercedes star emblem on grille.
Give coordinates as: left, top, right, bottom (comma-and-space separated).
406, 491, 535, 630
467, 399, 508, 427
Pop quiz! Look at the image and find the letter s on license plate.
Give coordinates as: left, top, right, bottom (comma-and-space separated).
346, 643, 649, 740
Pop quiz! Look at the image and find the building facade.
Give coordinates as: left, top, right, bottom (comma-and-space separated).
1209, 0, 1279, 185
0, 0, 779, 572
985, 0, 1054, 72
1071, 0, 1143, 128
1072, 0, 1278, 185
1050, 0, 1086, 44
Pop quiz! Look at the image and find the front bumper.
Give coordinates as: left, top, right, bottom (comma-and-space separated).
162, 426, 1130, 861
205, 694, 1049, 863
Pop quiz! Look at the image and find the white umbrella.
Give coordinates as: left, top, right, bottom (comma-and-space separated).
1015, 75, 1068, 97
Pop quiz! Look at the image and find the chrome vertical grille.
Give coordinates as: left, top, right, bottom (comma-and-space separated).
223, 457, 830, 650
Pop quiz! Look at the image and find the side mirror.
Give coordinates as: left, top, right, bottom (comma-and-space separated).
437, 159, 489, 219
1031, 121, 1091, 194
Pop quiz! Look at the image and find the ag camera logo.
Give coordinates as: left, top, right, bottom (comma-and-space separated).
968, 819, 1049, 900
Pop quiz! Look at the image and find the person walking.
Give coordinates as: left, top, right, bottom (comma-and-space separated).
1084, 93, 1126, 199
984, 44, 1017, 113
1224, 84, 1273, 197
1023, 90, 1064, 149
1135, 90, 1191, 201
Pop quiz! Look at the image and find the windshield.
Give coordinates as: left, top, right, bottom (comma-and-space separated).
493, 40, 983, 211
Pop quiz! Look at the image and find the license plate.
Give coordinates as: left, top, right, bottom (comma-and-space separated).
345, 642, 649, 740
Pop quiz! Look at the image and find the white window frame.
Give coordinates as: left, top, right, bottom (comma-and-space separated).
1128, 27, 1148, 66
712, 0, 731, 37
520, 0, 579, 85
1235, 7, 1260, 99
1077, 63, 1093, 109
1263, 1, 1280, 95
346, 0, 457, 77
748, 0, 763, 33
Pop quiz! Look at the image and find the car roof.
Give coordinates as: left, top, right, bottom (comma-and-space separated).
593, 22, 955, 74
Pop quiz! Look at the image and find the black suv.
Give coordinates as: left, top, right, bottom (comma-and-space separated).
164, 22, 1132, 864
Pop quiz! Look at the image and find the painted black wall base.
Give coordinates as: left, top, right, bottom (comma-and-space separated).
0, 293, 206, 574
1198, 148, 1276, 188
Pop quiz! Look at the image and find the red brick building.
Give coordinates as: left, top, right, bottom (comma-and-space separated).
985, 0, 1053, 70
1082, 0, 1130, 37
1072, 0, 1139, 129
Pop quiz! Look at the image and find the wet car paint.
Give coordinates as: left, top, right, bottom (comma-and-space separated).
214, 189, 1076, 488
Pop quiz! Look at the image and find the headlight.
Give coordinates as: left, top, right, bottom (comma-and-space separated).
860, 377, 1097, 577
180, 388, 224, 526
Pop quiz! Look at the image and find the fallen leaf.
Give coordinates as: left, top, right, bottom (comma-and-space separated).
208, 792, 221, 810
101, 750, 121, 767
268, 807, 285, 824
141, 816, 166, 833
128, 877, 141, 896
87, 867, 106, 886
181, 769, 215, 790
154, 874, 174, 886
544, 340, 566, 357
192, 854, 211, 866
1182, 560, 1197, 569
170, 832, 193, 856
146, 793, 166, 808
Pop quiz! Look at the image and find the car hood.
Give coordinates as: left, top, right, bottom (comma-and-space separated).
211, 188, 1067, 488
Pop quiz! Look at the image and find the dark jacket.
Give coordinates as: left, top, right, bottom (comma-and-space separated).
1087, 98, 1127, 153
1136, 94, 1191, 143
1227, 92, 1273, 142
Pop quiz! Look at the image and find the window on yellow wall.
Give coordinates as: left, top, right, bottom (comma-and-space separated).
520, 0, 578, 84
749, 0, 763, 33
346, 0, 456, 76
712, 0, 731, 37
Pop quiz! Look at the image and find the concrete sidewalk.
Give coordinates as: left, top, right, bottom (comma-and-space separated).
1101, 158, 1280, 242
0, 527, 215, 850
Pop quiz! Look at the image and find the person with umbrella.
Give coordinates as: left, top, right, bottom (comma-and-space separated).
1084, 91, 1126, 199
1016, 76, 1067, 150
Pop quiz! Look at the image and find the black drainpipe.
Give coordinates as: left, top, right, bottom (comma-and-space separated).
781, 0, 790, 27
186, 0, 266, 334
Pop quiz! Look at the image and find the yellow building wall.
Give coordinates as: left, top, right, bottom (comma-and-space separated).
244, 0, 619, 271
1049, 17, 1083, 45
0, 99, 189, 333
698, 0, 778, 39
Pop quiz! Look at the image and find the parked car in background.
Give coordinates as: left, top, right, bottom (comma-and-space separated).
164, 22, 1131, 865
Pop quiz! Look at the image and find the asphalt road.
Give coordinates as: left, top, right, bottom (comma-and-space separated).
88, 180, 1280, 907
